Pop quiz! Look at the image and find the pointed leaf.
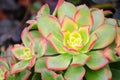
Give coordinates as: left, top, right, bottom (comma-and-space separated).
115, 27, 120, 46
75, 5, 93, 28
80, 33, 98, 53
52, 0, 64, 16
30, 31, 41, 39
85, 66, 112, 80
15, 70, 31, 80
27, 20, 37, 30
91, 10, 104, 32
56, 75, 64, 80
28, 56, 36, 68
86, 51, 108, 70
38, 15, 65, 53
57, 1, 76, 22
46, 54, 72, 70
33, 38, 47, 58
41, 69, 57, 80
103, 48, 117, 61
71, 53, 91, 66
105, 18, 117, 26
92, 24, 115, 49
61, 16, 78, 32
37, 4, 50, 16
35, 58, 46, 73
79, 25, 90, 45
21, 28, 34, 48
64, 66, 85, 80
10, 60, 30, 74
0, 57, 9, 70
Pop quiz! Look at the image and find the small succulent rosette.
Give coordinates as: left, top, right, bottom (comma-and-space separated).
35, 0, 117, 80
11, 27, 47, 77
0, 57, 15, 80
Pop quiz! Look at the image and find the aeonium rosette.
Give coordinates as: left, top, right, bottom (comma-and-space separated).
37, 0, 116, 80
10, 27, 47, 75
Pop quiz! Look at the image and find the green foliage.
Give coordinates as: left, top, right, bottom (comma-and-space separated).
1, 0, 120, 80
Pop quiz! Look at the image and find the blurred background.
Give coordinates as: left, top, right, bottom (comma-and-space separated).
0, 0, 119, 51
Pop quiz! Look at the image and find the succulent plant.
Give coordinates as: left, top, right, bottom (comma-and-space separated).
1, 0, 120, 80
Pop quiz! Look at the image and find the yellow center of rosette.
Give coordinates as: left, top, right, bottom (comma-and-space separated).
23, 48, 33, 60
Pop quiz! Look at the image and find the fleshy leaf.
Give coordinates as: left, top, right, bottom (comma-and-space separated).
64, 66, 85, 80
115, 45, 120, 56
27, 20, 37, 30
92, 24, 115, 49
91, 10, 104, 32
52, 0, 64, 16
46, 54, 72, 70
56, 75, 64, 80
15, 70, 31, 80
86, 51, 108, 70
115, 27, 120, 46
0, 57, 9, 70
80, 33, 98, 53
37, 4, 50, 16
30, 31, 41, 39
105, 18, 117, 26
35, 58, 46, 73
38, 15, 65, 53
79, 25, 90, 45
71, 53, 91, 66
61, 17, 78, 32
85, 66, 112, 80
33, 38, 47, 58
41, 69, 57, 80
28, 56, 36, 68
57, 1, 76, 22
10, 60, 30, 74
11, 45, 33, 60
75, 5, 93, 28
103, 48, 117, 61
21, 28, 33, 48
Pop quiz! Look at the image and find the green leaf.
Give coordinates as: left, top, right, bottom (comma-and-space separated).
79, 26, 90, 45
85, 66, 112, 80
45, 43, 57, 55
57, 1, 76, 22
115, 27, 120, 46
91, 10, 104, 33
92, 24, 115, 49
105, 18, 117, 26
61, 16, 78, 32
10, 60, 30, 74
64, 66, 85, 80
35, 58, 46, 73
38, 15, 65, 53
56, 75, 64, 80
21, 28, 33, 48
46, 54, 72, 70
71, 53, 91, 66
86, 51, 108, 70
33, 39, 47, 58
75, 5, 93, 28
52, 0, 64, 16
80, 33, 98, 53
15, 70, 31, 80
37, 4, 50, 16
41, 69, 56, 80
30, 31, 41, 39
